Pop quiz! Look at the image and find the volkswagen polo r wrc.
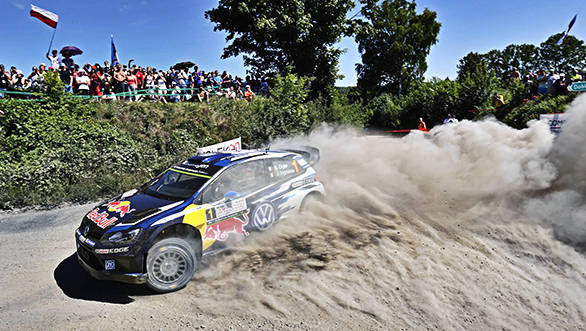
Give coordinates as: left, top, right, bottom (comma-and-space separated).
75, 146, 324, 292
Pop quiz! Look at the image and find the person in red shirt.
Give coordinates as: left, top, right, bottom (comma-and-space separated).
126, 70, 138, 101
90, 66, 103, 97
134, 66, 144, 89
418, 118, 428, 132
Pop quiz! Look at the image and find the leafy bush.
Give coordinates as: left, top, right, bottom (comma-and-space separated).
0, 72, 320, 209
503, 94, 577, 129
0, 70, 576, 209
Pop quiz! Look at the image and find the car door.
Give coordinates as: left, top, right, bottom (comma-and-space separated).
198, 160, 269, 248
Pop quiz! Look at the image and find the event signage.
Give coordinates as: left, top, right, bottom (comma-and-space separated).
568, 81, 586, 92
539, 113, 567, 136
196, 137, 242, 154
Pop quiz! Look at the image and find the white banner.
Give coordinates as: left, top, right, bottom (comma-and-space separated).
539, 113, 567, 136
197, 137, 242, 154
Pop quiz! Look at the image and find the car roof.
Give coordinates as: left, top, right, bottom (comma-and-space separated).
186, 149, 296, 168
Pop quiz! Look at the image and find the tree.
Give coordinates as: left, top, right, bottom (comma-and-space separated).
354, 0, 441, 97
456, 52, 485, 80
483, 44, 539, 81
456, 51, 499, 109
205, 0, 355, 98
472, 34, 586, 83
538, 34, 586, 73
505, 43, 539, 75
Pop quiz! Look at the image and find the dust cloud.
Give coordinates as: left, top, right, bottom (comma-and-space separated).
185, 96, 586, 329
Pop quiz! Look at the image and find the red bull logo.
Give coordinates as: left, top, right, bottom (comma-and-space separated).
106, 201, 135, 218
204, 215, 249, 241
87, 209, 118, 229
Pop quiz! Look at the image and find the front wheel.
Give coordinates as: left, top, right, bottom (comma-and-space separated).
146, 237, 197, 293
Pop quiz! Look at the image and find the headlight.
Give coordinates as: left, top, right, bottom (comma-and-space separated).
106, 228, 142, 244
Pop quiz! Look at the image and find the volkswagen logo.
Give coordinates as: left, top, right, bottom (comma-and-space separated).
83, 225, 90, 236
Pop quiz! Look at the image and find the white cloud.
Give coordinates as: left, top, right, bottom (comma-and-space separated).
10, 1, 26, 10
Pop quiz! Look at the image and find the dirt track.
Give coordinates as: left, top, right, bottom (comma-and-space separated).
0, 197, 584, 330
0, 203, 319, 330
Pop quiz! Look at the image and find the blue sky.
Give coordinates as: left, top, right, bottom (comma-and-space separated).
1, 1, 585, 86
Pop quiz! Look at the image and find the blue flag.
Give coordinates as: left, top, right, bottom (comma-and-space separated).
111, 34, 119, 66
557, 14, 577, 46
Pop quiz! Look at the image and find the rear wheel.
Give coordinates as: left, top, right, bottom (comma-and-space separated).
300, 193, 322, 213
146, 237, 197, 293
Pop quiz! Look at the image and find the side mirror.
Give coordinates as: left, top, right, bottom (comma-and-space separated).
223, 191, 240, 200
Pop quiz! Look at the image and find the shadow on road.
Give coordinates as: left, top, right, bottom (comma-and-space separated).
54, 253, 158, 304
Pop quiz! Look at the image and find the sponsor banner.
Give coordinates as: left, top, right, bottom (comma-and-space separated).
197, 137, 242, 154
204, 214, 249, 241
206, 198, 247, 224
171, 166, 212, 178
539, 113, 567, 136
95, 247, 130, 255
568, 81, 586, 92
291, 176, 317, 189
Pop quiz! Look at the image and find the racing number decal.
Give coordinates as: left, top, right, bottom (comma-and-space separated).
206, 208, 216, 221
292, 159, 299, 173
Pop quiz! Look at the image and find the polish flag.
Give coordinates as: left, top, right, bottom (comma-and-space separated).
30, 4, 58, 29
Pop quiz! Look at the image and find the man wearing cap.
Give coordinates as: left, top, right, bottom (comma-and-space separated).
243, 85, 255, 101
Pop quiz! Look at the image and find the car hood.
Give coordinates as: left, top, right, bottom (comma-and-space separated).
81, 190, 182, 239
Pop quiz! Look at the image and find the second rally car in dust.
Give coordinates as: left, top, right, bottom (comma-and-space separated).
75, 142, 324, 292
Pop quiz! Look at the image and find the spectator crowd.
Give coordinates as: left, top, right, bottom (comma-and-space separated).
511, 67, 584, 96
0, 50, 269, 103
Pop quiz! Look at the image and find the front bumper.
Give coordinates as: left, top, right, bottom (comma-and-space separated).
77, 253, 147, 284
75, 229, 147, 284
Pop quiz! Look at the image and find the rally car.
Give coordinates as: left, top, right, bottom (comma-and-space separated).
75, 147, 324, 292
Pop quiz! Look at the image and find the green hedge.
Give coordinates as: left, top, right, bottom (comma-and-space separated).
0, 72, 324, 209
0, 71, 576, 209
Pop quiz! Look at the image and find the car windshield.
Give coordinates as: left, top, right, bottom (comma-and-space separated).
144, 168, 210, 200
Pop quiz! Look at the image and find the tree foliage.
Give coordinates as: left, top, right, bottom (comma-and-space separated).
456, 52, 499, 109
460, 34, 586, 83
483, 44, 539, 81
205, 0, 355, 97
538, 34, 586, 73
354, 0, 441, 96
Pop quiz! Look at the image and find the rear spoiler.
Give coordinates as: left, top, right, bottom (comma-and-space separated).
281, 145, 320, 165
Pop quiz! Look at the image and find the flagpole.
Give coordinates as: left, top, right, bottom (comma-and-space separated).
47, 28, 57, 55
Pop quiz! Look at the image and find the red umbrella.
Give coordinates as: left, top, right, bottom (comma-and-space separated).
60, 46, 83, 57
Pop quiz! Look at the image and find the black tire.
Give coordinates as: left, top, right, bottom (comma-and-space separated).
250, 201, 278, 231
146, 237, 198, 293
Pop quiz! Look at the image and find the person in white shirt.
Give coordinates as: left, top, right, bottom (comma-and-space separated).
45, 50, 60, 69
76, 70, 91, 96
